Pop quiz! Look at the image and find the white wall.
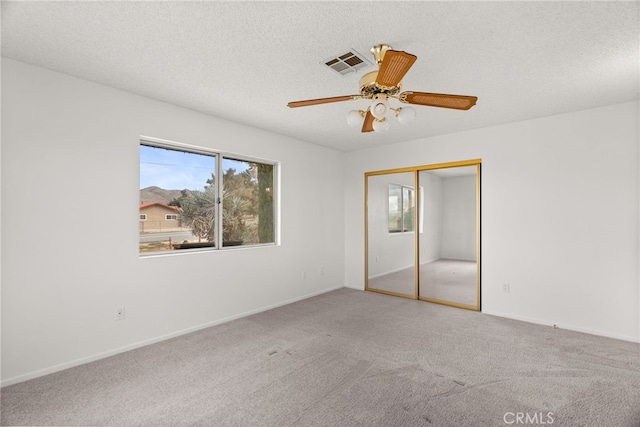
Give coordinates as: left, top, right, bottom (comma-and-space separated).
366, 172, 415, 278
419, 171, 443, 263
345, 101, 640, 342
1, 59, 345, 385
441, 174, 477, 261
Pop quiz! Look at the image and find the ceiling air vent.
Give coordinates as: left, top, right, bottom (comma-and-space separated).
323, 50, 371, 75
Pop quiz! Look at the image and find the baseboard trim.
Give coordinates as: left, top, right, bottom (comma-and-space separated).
482, 309, 640, 344
368, 264, 413, 279
1, 285, 344, 388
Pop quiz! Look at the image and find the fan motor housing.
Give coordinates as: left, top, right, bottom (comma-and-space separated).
359, 70, 401, 97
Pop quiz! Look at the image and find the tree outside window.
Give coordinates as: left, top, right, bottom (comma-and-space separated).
139, 143, 276, 253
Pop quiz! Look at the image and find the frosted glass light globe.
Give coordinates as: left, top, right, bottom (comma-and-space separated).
372, 119, 389, 133
347, 110, 363, 127
397, 107, 416, 125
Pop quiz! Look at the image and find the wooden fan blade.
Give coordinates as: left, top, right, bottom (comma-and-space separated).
362, 111, 374, 133
399, 91, 477, 110
287, 95, 357, 108
376, 50, 417, 88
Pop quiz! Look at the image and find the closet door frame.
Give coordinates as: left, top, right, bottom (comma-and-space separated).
365, 159, 481, 311
364, 167, 420, 299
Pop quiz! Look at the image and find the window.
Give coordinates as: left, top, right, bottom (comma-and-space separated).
388, 184, 415, 233
140, 214, 147, 221
139, 140, 277, 254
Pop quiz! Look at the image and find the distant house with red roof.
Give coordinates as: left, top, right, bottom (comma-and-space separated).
139, 202, 183, 232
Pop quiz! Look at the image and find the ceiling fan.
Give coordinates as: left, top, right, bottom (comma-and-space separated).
287, 44, 478, 133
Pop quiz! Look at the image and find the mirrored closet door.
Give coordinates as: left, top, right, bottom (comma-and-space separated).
365, 160, 481, 310
418, 164, 480, 310
365, 171, 417, 298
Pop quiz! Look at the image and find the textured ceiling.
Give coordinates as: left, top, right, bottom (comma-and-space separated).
2, 1, 638, 152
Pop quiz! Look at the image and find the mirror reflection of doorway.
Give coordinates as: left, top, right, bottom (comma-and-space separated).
365, 160, 480, 311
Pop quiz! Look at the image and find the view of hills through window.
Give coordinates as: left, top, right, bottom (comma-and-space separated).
139, 144, 275, 253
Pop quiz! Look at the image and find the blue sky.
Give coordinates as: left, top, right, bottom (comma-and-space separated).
140, 145, 249, 190
140, 145, 214, 190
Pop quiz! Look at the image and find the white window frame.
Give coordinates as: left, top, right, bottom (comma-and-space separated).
140, 136, 279, 256
165, 214, 178, 221
140, 214, 147, 221
388, 183, 415, 234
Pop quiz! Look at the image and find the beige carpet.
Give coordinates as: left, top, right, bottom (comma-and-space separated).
419, 259, 477, 306
2, 288, 640, 426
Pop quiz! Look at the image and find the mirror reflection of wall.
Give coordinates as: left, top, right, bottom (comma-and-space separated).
418, 166, 478, 308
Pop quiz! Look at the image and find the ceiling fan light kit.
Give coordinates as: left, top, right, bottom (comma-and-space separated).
347, 94, 416, 133
288, 44, 478, 134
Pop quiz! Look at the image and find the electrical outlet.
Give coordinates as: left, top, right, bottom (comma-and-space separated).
319, 267, 324, 276
302, 271, 307, 279
115, 306, 125, 320
503, 283, 510, 293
